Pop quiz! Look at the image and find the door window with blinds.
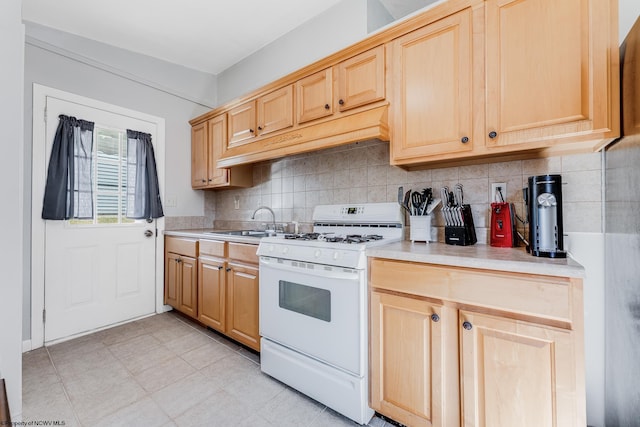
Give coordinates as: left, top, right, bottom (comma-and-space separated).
72, 126, 138, 225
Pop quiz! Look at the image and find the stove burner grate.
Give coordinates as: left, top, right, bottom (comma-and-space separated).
284, 233, 384, 244
284, 233, 320, 240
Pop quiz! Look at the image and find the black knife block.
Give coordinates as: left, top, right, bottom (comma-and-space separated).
445, 205, 477, 246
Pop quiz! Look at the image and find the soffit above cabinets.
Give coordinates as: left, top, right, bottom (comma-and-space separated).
21, 0, 343, 75
22, 0, 440, 76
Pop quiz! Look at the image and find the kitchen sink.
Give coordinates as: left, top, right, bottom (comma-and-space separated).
205, 230, 274, 238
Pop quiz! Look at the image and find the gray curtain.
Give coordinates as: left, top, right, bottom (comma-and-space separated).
42, 115, 95, 220
126, 130, 164, 219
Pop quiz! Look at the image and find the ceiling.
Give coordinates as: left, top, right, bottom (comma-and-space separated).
22, 0, 433, 75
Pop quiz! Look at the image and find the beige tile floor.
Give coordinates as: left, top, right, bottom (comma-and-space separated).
22, 311, 395, 427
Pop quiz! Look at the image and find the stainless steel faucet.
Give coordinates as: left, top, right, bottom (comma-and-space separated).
251, 206, 277, 232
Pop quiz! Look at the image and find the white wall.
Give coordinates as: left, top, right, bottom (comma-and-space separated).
620, 0, 640, 42
23, 29, 211, 341
216, 0, 368, 104
25, 22, 218, 108
0, 0, 24, 419
367, 0, 394, 33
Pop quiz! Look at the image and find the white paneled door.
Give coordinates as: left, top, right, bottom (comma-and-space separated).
43, 96, 157, 343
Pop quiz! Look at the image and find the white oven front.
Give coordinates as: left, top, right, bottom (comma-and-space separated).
258, 255, 365, 376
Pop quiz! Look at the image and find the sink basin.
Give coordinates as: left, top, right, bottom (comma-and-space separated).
205, 230, 274, 238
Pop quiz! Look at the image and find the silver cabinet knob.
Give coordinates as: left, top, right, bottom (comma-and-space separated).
144, 230, 154, 237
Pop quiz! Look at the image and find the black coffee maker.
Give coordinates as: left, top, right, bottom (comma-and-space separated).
524, 174, 566, 258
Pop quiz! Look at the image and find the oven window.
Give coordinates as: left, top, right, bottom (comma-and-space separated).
278, 281, 331, 322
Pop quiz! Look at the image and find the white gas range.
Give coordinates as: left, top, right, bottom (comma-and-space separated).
257, 203, 403, 425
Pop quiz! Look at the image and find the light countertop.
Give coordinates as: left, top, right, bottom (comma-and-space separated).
165, 229, 584, 278
366, 241, 585, 278
164, 229, 263, 245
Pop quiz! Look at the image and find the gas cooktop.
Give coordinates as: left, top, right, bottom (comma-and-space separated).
257, 203, 405, 268
283, 233, 384, 244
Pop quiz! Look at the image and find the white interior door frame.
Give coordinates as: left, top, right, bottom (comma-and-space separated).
30, 83, 167, 350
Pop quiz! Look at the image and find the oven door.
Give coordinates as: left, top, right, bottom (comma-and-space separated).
259, 255, 365, 376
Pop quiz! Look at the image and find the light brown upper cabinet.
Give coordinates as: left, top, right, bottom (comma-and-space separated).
191, 45, 388, 170
389, 7, 475, 162
296, 68, 333, 124
191, 114, 252, 189
297, 46, 386, 124
191, 121, 208, 188
390, 0, 619, 166
336, 45, 385, 112
207, 114, 230, 186
484, 0, 619, 149
228, 85, 294, 147
227, 101, 257, 148
191, 0, 618, 170
257, 85, 294, 137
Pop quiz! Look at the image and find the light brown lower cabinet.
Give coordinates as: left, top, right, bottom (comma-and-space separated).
369, 258, 585, 427
166, 236, 261, 352
164, 238, 198, 318
370, 292, 459, 427
225, 261, 260, 350
196, 239, 260, 352
459, 310, 580, 427
198, 255, 226, 333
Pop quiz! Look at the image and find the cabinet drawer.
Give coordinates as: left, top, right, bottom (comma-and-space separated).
165, 237, 198, 258
370, 258, 573, 326
199, 239, 226, 258
228, 242, 258, 264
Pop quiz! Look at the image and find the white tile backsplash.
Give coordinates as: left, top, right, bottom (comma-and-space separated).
201, 141, 604, 242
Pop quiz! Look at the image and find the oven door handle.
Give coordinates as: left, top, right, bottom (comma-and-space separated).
259, 256, 361, 280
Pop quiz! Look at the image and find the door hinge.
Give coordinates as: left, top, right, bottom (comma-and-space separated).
42, 308, 46, 323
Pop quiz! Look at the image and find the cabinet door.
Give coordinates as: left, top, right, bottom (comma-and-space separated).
207, 114, 229, 186
485, 0, 617, 147
164, 252, 179, 307
228, 101, 256, 148
337, 45, 385, 112
370, 291, 459, 427
296, 68, 333, 124
389, 8, 474, 163
178, 256, 198, 318
459, 310, 582, 427
226, 262, 260, 351
257, 85, 294, 137
191, 122, 208, 188
198, 256, 226, 332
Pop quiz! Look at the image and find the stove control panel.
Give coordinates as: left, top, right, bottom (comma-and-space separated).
342, 206, 365, 215
257, 242, 365, 269
312, 202, 403, 224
